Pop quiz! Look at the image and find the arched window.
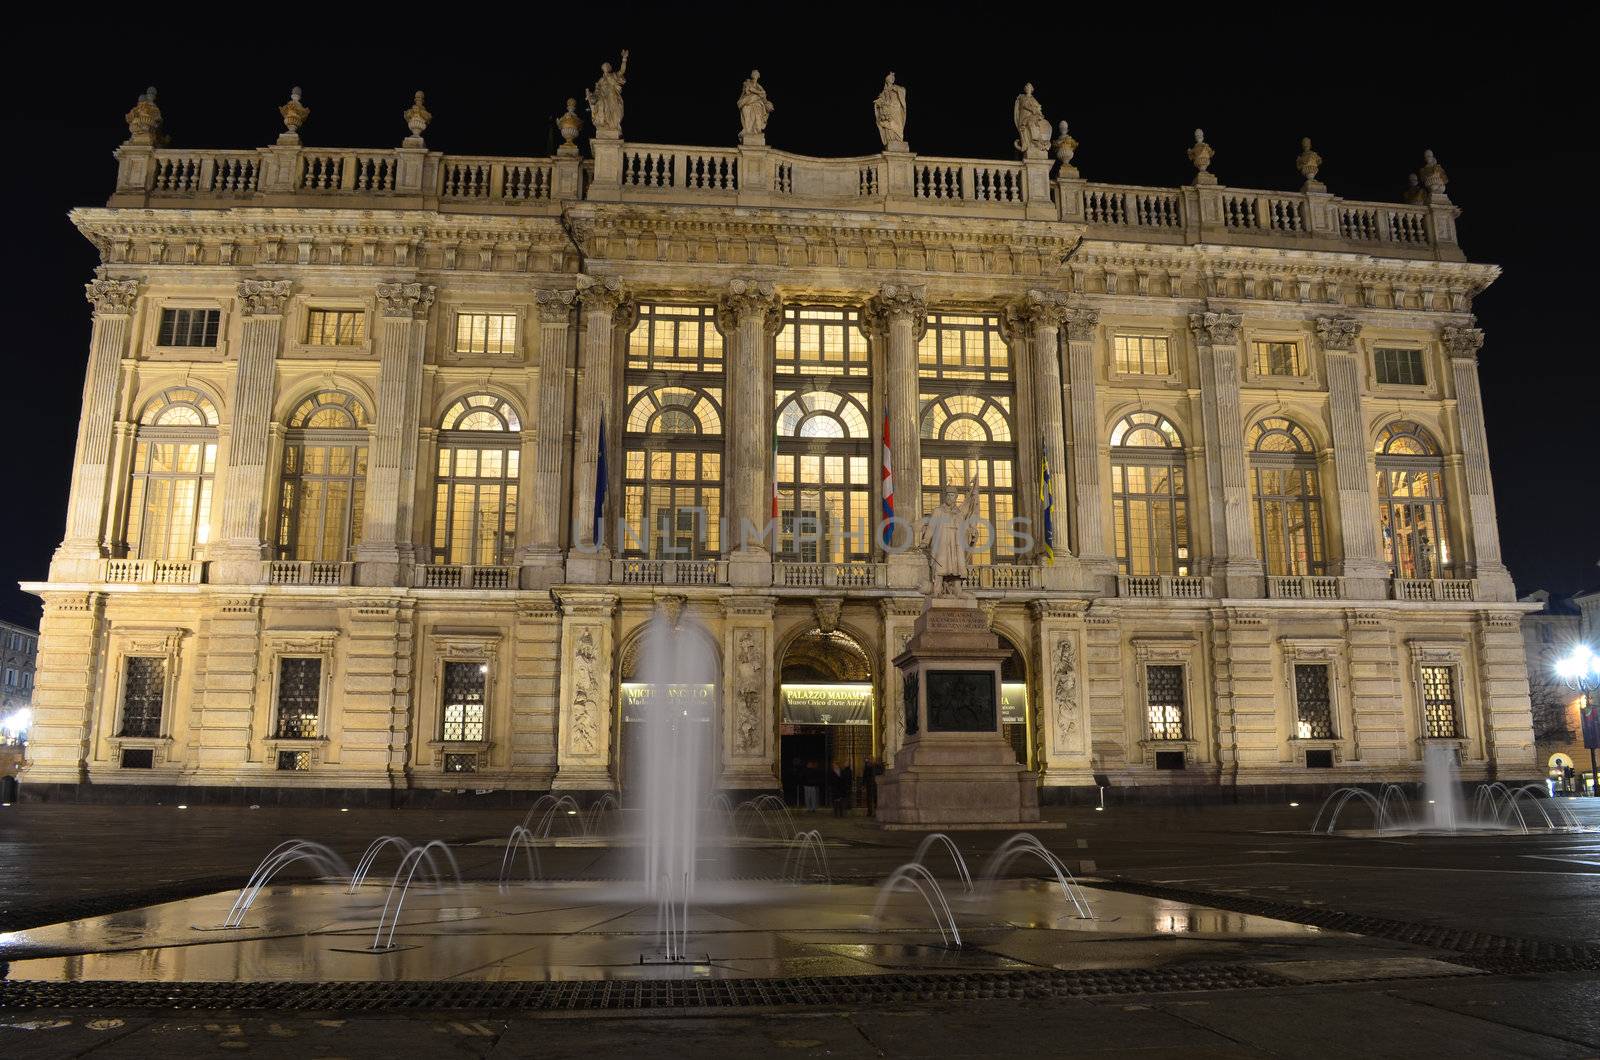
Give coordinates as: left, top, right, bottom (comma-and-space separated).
432, 395, 520, 566
1375, 421, 1453, 579
623, 305, 725, 559
774, 306, 873, 562
276, 390, 369, 562
125, 387, 219, 560
1248, 417, 1325, 576
917, 314, 1020, 567
1109, 412, 1191, 576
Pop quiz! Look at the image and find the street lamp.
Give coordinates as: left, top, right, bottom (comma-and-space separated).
1555, 644, 1600, 796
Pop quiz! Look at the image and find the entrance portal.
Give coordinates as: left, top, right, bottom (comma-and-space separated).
779, 628, 874, 809
615, 623, 719, 797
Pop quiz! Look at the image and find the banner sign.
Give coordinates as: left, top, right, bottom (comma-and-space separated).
1001, 682, 1028, 726
1582, 696, 1599, 750
781, 683, 873, 726
620, 682, 714, 723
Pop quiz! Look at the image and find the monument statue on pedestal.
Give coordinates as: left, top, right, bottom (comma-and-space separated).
919, 476, 979, 597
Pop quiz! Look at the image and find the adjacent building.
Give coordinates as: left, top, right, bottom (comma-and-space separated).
20, 75, 1537, 803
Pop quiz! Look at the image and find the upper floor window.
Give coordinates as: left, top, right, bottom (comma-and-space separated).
1113, 334, 1171, 375
277, 391, 370, 563
775, 388, 872, 562
157, 308, 220, 348
1247, 417, 1325, 576
626, 304, 723, 373
1252, 340, 1302, 377
1374, 347, 1426, 386
432, 395, 521, 566
305, 309, 366, 347
126, 388, 219, 561
623, 385, 724, 558
776, 306, 869, 377
1375, 421, 1452, 580
455, 312, 518, 355
917, 312, 1012, 383
1110, 413, 1190, 577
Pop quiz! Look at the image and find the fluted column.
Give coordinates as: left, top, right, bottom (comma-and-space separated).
1315, 317, 1387, 596
1191, 309, 1260, 596
867, 284, 926, 589
1442, 325, 1515, 601
520, 287, 578, 587
566, 275, 630, 584
355, 281, 435, 586
210, 280, 291, 584
52, 279, 139, 582
720, 279, 781, 586
1063, 306, 1114, 579
1007, 290, 1074, 571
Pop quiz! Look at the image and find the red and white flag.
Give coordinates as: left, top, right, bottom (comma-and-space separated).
880, 413, 894, 548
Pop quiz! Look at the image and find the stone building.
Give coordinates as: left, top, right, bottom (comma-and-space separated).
20, 74, 1537, 803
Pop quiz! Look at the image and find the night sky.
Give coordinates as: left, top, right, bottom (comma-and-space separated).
4, 17, 1595, 628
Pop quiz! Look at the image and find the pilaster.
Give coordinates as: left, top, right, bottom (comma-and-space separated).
720, 595, 779, 790
552, 591, 618, 790
53, 279, 139, 582
509, 596, 562, 784
877, 596, 924, 764
1316, 316, 1388, 596
191, 595, 263, 770
867, 285, 927, 589
1030, 599, 1093, 785
719, 279, 782, 586
1063, 306, 1115, 581
338, 596, 416, 788
16, 592, 105, 785
566, 276, 631, 584
356, 282, 435, 586
1214, 608, 1279, 777
1442, 325, 1515, 601
1344, 609, 1406, 766
1191, 310, 1261, 596
521, 287, 578, 587
1475, 610, 1536, 776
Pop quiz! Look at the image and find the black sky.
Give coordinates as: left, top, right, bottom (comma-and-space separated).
4, 13, 1595, 627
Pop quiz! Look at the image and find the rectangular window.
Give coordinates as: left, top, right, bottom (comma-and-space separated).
120, 748, 154, 769
443, 753, 478, 773
1146, 665, 1186, 740
441, 661, 487, 742
157, 308, 220, 347
306, 309, 366, 346
277, 750, 311, 771
1374, 347, 1426, 386
1421, 665, 1459, 738
1294, 663, 1334, 739
1113, 334, 1171, 375
120, 657, 166, 738
455, 312, 518, 355
1252, 340, 1302, 377
274, 657, 322, 738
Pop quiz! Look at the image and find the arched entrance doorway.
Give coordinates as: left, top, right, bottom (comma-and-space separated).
615, 621, 720, 796
779, 627, 874, 808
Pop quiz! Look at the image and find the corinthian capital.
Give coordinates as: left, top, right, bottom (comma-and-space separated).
84, 278, 140, 315
535, 287, 579, 325
1188, 309, 1242, 346
1004, 288, 1072, 334
237, 279, 293, 317
865, 283, 928, 338
1440, 324, 1484, 359
1063, 305, 1101, 342
376, 281, 436, 319
1313, 316, 1361, 352
718, 278, 782, 333
574, 274, 631, 321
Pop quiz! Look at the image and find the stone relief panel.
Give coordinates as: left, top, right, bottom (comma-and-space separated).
733, 628, 764, 756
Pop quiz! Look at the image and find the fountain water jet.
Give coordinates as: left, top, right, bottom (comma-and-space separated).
783, 830, 832, 884
983, 834, 1093, 918
348, 836, 413, 892
911, 833, 973, 894
871, 863, 962, 947
497, 826, 544, 889
223, 841, 349, 928
370, 840, 462, 951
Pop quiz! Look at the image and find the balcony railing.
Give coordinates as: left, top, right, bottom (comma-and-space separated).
612, 558, 726, 586
1117, 574, 1213, 599
1393, 578, 1478, 602
265, 560, 353, 586
775, 561, 886, 589
111, 137, 1458, 259
101, 558, 204, 584
1266, 575, 1345, 600
959, 564, 1037, 591
415, 564, 518, 590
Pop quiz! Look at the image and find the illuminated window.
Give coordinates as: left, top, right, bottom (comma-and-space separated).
125, 388, 218, 560
1113, 334, 1171, 375
432, 396, 520, 566
306, 309, 366, 347
1252, 340, 1302, 377
1110, 413, 1190, 576
1374, 347, 1426, 386
1145, 665, 1186, 740
274, 657, 322, 738
455, 312, 518, 355
1375, 421, 1452, 580
1421, 665, 1458, 738
277, 391, 369, 563
774, 306, 874, 562
441, 662, 487, 742
1248, 418, 1325, 576
917, 312, 1012, 382
119, 656, 165, 738
1294, 663, 1334, 739
157, 308, 220, 347
623, 305, 725, 559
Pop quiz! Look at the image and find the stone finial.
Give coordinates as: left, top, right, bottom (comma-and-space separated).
123, 86, 162, 146
1418, 149, 1449, 199
403, 90, 431, 146
1051, 120, 1079, 178
557, 98, 583, 154
1188, 128, 1216, 185
1297, 136, 1324, 192
1403, 172, 1425, 204
278, 86, 309, 144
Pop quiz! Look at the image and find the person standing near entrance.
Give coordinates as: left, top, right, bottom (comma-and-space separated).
803, 760, 821, 812
864, 759, 879, 816
834, 764, 854, 817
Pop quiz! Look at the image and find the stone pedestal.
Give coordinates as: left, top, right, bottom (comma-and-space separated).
877, 600, 1040, 827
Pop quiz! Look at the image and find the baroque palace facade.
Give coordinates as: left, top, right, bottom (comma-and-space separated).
21, 73, 1537, 802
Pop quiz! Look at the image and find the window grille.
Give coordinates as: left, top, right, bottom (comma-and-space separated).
1294, 663, 1334, 739
1146, 665, 1186, 740
1421, 665, 1459, 738
275, 658, 322, 738
442, 662, 487, 742
119, 657, 165, 737
277, 750, 311, 771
